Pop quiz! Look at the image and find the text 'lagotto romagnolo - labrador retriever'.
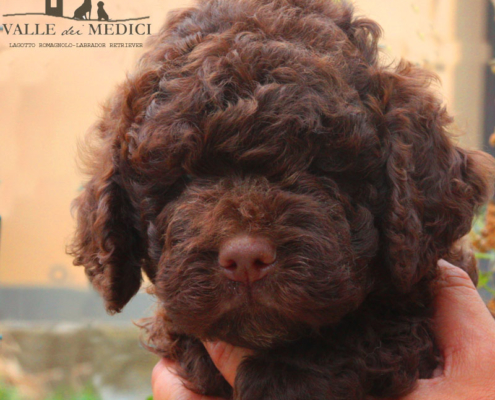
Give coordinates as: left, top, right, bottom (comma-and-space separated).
69, 0, 495, 399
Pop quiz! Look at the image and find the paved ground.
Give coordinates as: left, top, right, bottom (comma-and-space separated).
0, 322, 159, 400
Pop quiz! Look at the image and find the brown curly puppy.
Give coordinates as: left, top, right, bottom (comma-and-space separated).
69, 0, 495, 398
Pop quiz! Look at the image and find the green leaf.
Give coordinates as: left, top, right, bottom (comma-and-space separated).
478, 271, 492, 287
475, 252, 495, 260
477, 272, 495, 296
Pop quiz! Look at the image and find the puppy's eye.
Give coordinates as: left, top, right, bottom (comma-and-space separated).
164, 174, 192, 201
308, 164, 328, 177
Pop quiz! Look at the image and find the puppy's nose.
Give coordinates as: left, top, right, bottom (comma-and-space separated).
218, 235, 276, 283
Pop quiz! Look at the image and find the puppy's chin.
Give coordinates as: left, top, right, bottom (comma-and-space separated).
167, 278, 368, 350
205, 308, 310, 350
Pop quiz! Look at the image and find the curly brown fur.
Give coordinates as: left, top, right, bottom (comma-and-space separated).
69, 0, 495, 399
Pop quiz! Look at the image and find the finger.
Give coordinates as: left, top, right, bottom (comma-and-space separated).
152, 358, 191, 400
433, 259, 495, 368
152, 358, 223, 400
397, 378, 446, 400
203, 341, 253, 386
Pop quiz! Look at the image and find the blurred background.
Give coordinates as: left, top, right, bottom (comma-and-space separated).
1, 0, 495, 398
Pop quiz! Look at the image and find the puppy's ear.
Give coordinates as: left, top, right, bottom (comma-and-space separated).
375, 61, 495, 291
69, 79, 153, 314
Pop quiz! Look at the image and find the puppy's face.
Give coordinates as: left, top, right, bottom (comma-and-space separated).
70, 0, 495, 351
151, 171, 375, 348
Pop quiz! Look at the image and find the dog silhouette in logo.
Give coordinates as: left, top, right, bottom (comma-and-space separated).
73, 0, 92, 20
97, 2, 109, 21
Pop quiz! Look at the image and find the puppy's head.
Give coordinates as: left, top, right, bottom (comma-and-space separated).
69, 0, 495, 349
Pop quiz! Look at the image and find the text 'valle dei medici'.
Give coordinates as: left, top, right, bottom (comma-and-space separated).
1, 23, 151, 35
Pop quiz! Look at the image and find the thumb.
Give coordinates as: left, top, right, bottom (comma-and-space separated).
203, 341, 253, 387
432, 259, 495, 371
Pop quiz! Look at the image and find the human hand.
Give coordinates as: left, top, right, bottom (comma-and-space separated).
151, 342, 251, 399
152, 259, 495, 400
399, 259, 495, 400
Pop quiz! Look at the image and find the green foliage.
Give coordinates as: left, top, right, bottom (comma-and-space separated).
0, 380, 102, 400
472, 204, 488, 234
0, 381, 22, 400
45, 384, 102, 400
472, 205, 495, 296
478, 271, 495, 296
474, 252, 495, 260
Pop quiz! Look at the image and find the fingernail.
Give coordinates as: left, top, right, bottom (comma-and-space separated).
202, 340, 218, 352
437, 259, 454, 268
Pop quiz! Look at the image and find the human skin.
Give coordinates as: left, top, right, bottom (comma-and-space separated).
151, 259, 495, 400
